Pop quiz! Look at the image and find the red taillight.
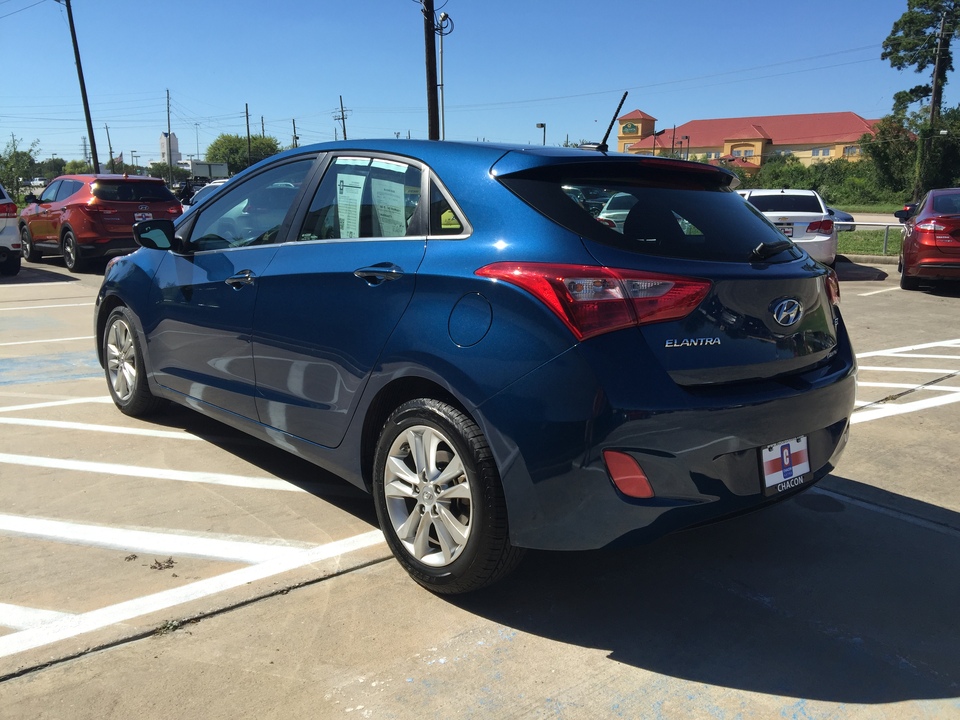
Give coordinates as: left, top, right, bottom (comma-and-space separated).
82, 198, 117, 216
596, 217, 616, 228
0, 201, 16, 218
825, 268, 840, 306
476, 262, 711, 341
806, 219, 834, 234
603, 449, 654, 499
168, 205, 183, 216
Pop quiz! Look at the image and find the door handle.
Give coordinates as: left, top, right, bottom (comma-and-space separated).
354, 263, 404, 286
225, 269, 255, 289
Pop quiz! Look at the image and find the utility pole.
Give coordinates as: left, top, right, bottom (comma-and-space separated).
422, 0, 440, 140
913, 12, 949, 199
261, 116, 265, 137
333, 95, 349, 141
245, 103, 251, 168
166, 89, 173, 184
104, 124, 114, 173
292, 119, 299, 148
56, 0, 99, 172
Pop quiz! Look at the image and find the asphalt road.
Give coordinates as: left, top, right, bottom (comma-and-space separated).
0, 257, 958, 719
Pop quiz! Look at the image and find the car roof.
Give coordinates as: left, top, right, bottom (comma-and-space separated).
53, 174, 169, 183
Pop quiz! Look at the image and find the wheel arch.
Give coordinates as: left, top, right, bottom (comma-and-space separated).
359, 376, 469, 491
95, 295, 128, 367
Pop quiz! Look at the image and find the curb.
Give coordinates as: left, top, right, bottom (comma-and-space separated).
838, 254, 899, 266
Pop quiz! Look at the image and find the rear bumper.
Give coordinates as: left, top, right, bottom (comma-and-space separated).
793, 235, 838, 264
480, 324, 857, 551
908, 257, 960, 279
77, 236, 138, 260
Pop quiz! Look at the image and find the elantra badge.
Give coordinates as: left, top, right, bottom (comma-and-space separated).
772, 298, 803, 326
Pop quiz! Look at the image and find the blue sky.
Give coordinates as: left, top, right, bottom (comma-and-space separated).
0, 0, 935, 165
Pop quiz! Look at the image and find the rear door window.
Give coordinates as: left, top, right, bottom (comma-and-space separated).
747, 195, 823, 213
297, 156, 423, 241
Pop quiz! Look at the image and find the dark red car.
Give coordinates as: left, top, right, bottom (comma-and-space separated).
18, 174, 182, 272
896, 188, 960, 290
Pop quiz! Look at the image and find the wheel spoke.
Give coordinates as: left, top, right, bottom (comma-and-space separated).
395, 504, 422, 541
412, 512, 434, 559
424, 427, 443, 479
436, 504, 469, 547
432, 514, 457, 564
436, 454, 465, 485
437, 481, 471, 501
384, 477, 416, 500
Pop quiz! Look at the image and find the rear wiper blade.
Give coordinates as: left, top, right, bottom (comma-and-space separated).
750, 239, 793, 261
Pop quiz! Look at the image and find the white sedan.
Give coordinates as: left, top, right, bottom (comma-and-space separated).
739, 188, 838, 266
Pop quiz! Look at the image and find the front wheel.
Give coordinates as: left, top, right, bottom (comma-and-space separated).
103, 307, 165, 417
373, 399, 524, 594
20, 225, 42, 263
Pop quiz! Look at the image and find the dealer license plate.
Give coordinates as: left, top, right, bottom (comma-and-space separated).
760, 435, 810, 496
777, 225, 793, 237
134, 212, 153, 221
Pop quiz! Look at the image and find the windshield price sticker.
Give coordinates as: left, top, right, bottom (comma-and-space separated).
761, 436, 810, 496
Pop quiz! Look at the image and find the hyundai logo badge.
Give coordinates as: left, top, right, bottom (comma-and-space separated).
772, 298, 803, 326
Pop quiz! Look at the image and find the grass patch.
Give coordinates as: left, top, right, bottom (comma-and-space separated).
836, 204, 903, 214
838, 228, 902, 256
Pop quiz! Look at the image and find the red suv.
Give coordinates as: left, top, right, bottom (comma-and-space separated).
19, 174, 182, 272
896, 188, 960, 290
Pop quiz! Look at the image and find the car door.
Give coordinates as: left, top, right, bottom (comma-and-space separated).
145, 156, 317, 419
52, 179, 83, 240
251, 154, 428, 447
25, 180, 61, 244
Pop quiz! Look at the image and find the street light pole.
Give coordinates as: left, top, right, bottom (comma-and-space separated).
537, 122, 546, 145
437, 12, 453, 140
55, 0, 99, 173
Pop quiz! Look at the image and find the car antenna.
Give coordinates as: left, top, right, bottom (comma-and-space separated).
595, 91, 628, 153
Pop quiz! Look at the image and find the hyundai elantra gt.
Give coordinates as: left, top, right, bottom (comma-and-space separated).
94, 140, 856, 594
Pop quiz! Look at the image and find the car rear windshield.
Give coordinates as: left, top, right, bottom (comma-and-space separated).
91, 181, 177, 203
747, 195, 823, 213
500, 162, 794, 262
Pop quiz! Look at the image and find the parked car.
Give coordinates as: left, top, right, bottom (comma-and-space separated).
895, 187, 960, 290
181, 177, 230, 211
0, 183, 21, 276
19, 174, 182, 272
738, 189, 838, 265
828, 207, 855, 232
95, 141, 856, 594
596, 191, 638, 231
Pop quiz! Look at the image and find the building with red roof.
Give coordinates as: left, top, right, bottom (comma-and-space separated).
616, 110, 878, 173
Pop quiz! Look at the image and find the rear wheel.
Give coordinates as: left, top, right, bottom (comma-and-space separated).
62, 230, 87, 273
373, 399, 524, 594
0, 252, 20, 276
20, 225, 42, 263
899, 268, 920, 291
103, 307, 165, 417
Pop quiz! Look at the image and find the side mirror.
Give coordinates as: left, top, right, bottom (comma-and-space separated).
133, 219, 188, 253
828, 208, 836, 216
893, 209, 912, 223
24, 194, 37, 204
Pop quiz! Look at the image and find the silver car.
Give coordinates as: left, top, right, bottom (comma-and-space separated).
739, 189, 839, 266
596, 191, 638, 233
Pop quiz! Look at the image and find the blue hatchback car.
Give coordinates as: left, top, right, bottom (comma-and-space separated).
95, 140, 856, 593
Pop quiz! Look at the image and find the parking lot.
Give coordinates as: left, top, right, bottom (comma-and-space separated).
1, 257, 959, 719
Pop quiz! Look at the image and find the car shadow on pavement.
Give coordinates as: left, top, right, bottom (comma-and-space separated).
142, 403, 377, 521
834, 258, 890, 282
451, 478, 960, 704
0, 264, 85, 285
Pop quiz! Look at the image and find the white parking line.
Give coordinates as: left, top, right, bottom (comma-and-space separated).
857, 365, 958, 374
0, 514, 315, 564
857, 338, 960, 358
0, 529, 386, 658
856, 381, 960, 392
0, 453, 305, 493
858, 287, 901, 296
852, 391, 960, 424
0, 336, 94, 347
0, 417, 202, 440
0, 603, 74, 632
0, 303, 95, 312
0, 397, 113, 414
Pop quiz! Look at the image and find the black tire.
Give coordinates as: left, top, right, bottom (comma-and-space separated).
373, 398, 524, 594
0, 252, 20, 276
102, 307, 165, 417
900, 269, 921, 291
62, 230, 87, 273
20, 225, 42, 263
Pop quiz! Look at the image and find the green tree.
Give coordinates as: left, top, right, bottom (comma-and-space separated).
0, 135, 40, 199
206, 134, 282, 174
64, 159, 94, 175
39, 157, 66, 180
882, 1, 960, 113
